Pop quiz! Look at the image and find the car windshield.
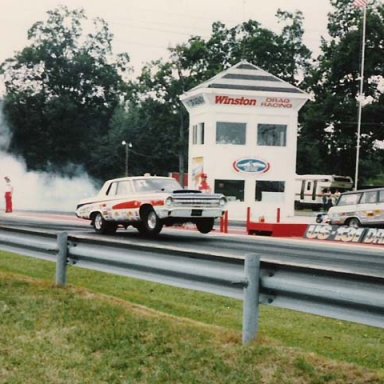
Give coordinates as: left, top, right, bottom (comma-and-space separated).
132, 178, 182, 193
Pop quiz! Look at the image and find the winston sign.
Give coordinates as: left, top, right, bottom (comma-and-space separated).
214, 95, 293, 109
215, 95, 257, 106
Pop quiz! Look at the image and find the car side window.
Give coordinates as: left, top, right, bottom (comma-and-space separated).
360, 191, 377, 204
379, 190, 384, 203
106, 182, 118, 196
117, 181, 133, 195
133, 179, 152, 192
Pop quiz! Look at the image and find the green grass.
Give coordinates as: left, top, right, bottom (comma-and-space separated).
0, 251, 383, 384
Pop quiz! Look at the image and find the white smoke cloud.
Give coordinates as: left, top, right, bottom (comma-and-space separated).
0, 104, 98, 212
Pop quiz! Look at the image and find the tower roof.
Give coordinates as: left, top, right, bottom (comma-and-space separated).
187, 61, 306, 96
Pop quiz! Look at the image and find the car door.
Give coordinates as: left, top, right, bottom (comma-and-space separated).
111, 180, 137, 220
357, 190, 379, 225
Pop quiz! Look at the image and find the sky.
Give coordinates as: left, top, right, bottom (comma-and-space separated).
0, 0, 334, 72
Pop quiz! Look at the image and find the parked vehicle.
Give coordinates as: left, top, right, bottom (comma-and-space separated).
76, 176, 227, 236
295, 174, 353, 210
327, 187, 384, 228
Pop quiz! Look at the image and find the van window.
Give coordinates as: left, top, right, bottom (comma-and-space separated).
379, 190, 384, 203
337, 193, 361, 206
360, 191, 377, 204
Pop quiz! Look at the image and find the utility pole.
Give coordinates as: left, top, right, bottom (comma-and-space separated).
122, 140, 132, 177
353, 0, 368, 190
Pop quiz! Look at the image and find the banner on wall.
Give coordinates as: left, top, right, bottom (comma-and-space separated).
202, 94, 305, 110
304, 224, 384, 245
192, 157, 204, 188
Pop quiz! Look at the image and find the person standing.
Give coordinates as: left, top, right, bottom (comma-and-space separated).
333, 189, 341, 205
321, 188, 328, 212
4, 176, 13, 213
326, 190, 333, 211
198, 173, 212, 193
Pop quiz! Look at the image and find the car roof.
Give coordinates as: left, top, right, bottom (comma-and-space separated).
107, 176, 175, 183
341, 187, 384, 195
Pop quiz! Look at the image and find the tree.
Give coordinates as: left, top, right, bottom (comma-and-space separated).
298, 0, 384, 185
114, 61, 186, 178
0, 6, 130, 178
171, 11, 311, 85
119, 11, 312, 180
1, 6, 316, 182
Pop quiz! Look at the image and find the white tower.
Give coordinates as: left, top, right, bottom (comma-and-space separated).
180, 61, 309, 221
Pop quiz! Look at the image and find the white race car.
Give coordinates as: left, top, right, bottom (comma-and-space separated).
76, 176, 227, 236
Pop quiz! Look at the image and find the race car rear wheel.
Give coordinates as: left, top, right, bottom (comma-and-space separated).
93, 212, 117, 234
196, 218, 215, 234
139, 207, 163, 236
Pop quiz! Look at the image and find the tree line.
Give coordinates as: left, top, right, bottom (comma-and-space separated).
1, 0, 384, 187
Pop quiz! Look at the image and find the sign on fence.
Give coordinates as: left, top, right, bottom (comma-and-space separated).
304, 224, 384, 245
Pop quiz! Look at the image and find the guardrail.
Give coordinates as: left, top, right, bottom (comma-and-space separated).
0, 227, 383, 344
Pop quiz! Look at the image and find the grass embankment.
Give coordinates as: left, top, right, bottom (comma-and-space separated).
0, 251, 383, 384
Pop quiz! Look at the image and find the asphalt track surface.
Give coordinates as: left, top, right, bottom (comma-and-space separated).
0, 211, 384, 277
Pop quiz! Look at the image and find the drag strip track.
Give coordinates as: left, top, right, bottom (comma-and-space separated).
0, 211, 383, 278
69, 230, 384, 278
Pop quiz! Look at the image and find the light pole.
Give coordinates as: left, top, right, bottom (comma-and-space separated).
354, 4, 367, 191
121, 140, 132, 176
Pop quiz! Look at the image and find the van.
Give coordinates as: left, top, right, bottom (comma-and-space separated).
295, 174, 353, 210
327, 188, 384, 227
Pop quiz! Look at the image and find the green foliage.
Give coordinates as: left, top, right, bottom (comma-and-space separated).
298, 0, 384, 184
1, 6, 129, 179
170, 12, 311, 86
2, 3, 384, 183
120, 11, 312, 178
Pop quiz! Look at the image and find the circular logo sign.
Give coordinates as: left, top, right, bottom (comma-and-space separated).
233, 158, 270, 174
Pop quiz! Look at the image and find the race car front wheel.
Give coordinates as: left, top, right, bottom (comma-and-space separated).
139, 207, 163, 236
196, 218, 215, 234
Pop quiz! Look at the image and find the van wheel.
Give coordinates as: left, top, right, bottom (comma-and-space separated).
93, 213, 117, 234
347, 218, 360, 228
